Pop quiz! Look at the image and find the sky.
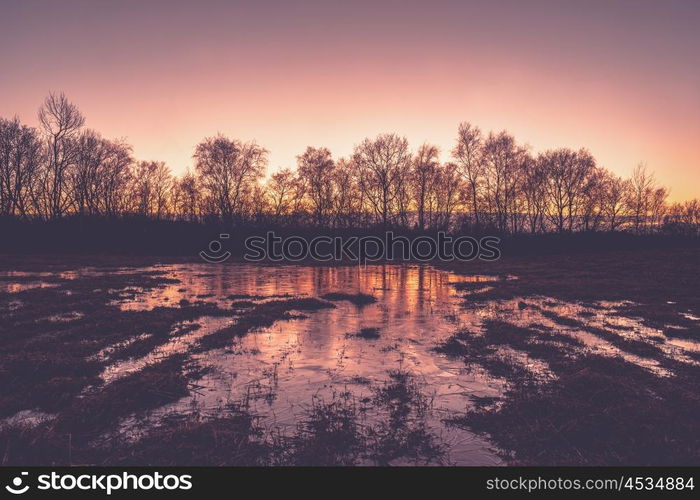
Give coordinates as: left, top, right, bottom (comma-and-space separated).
1, 0, 699, 201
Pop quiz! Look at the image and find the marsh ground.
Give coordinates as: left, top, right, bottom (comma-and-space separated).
0, 247, 698, 465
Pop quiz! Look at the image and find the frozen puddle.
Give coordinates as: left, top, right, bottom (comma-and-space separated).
82, 263, 699, 464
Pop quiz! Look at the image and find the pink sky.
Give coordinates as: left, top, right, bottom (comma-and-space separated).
1, 0, 699, 200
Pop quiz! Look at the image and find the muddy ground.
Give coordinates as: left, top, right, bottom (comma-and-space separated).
0, 247, 698, 465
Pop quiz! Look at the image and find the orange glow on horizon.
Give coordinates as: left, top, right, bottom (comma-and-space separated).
2, 0, 698, 201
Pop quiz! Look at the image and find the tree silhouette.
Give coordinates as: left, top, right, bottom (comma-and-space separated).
1, 93, 698, 237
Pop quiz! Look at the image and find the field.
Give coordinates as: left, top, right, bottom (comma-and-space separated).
1, 247, 698, 465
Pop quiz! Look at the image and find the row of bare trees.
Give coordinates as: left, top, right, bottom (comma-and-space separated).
1, 93, 698, 234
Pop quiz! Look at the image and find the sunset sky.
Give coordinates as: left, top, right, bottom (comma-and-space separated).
1, 0, 699, 201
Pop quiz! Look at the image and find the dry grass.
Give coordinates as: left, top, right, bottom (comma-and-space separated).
320, 292, 377, 306
437, 248, 700, 465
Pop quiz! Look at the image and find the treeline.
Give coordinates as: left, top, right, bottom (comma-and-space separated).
1, 92, 699, 236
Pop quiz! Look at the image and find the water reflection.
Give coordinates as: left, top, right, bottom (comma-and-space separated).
113, 264, 471, 312
108, 264, 505, 465
85, 263, 700, 464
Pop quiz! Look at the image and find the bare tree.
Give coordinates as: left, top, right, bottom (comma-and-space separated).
410, 143, 440, 230
627, 163, 658, 233
665, 199, 700, 235
580, 167, 606, 232
70, 131, 135, 217
266, 168, 298, 222
2, 93, 692, 237
38, 92, 85, 218
599, 170, 630, 231
482, 131, 525, 233
132, 161, 172, 218
566, 149, 596, 231
297, 147, 335, 226
172, 170, 201, 221
72, 129, 109, 216
540, 149, 570, 232
99, 139, 133, 216
452, 122, 484, 227
649, 186, 669, 230
540, 148, 595, 232
249, 183, 268, 223
433, 161, 462, 230
520, 154, 547, 234
353, 133, 411, 227
331, 158, 360, 228
0, 117, 42, 217
193, 135, 267, 223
